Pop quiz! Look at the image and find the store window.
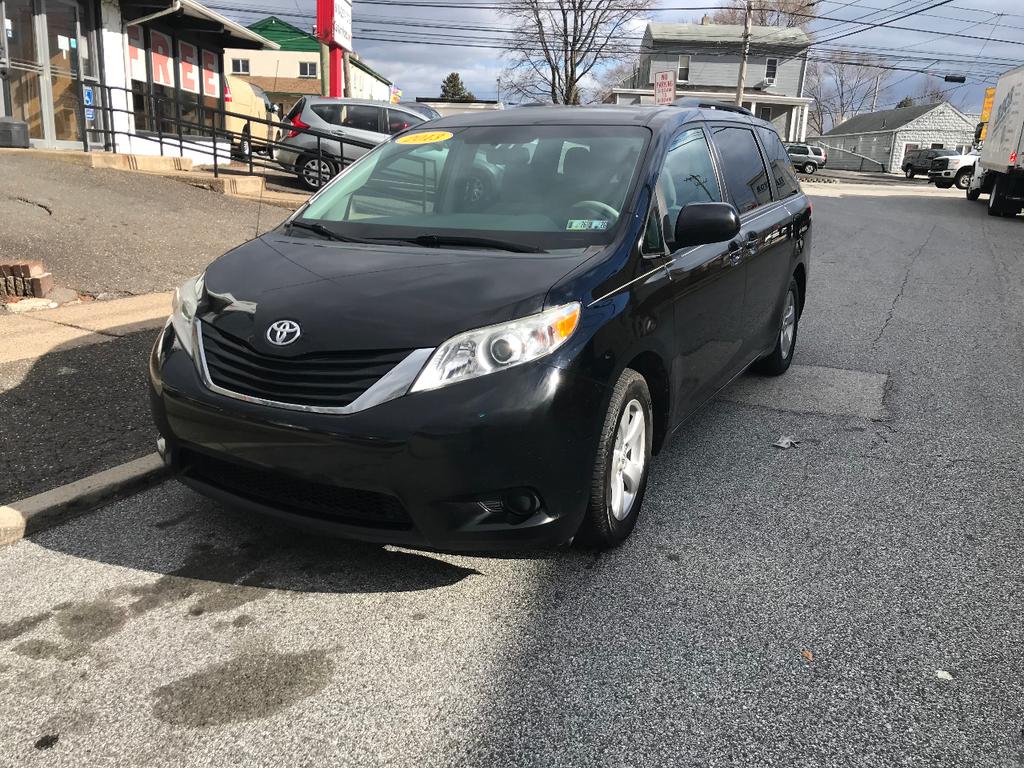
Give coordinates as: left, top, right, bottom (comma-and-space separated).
231, 58, 250, 75
299, 61, 318, 79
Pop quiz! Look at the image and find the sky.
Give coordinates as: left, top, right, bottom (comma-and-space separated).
213, 0, 1024, 111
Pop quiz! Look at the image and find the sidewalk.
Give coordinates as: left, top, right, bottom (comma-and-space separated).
0, 293, 171, 504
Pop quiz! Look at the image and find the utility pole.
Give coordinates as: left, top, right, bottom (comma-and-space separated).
342, 50, 352, 98
734, 0, 752, 107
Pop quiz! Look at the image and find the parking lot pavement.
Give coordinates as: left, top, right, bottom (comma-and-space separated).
0, 153, 289, 297
1, 185, 1022, 766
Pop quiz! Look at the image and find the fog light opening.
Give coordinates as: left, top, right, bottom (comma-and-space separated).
502, 488, 541, 521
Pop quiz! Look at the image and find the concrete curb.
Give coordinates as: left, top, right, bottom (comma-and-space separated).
0, 454, 169, 546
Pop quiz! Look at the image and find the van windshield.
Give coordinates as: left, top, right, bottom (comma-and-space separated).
297, 124, 650, 252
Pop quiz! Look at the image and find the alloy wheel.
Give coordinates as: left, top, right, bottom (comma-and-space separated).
609, 399, 646, 522
780, 289, 797, 359
302, 159, 332, 188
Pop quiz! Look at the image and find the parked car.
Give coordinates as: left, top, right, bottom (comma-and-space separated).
151, 102, 811, 550
901, 148, 958, 178
224, 76, 277, 159
786, 143, 826, 174
928, 151, 978, 189
276, 98, 434, 191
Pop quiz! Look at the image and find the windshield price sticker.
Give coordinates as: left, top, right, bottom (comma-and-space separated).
566, 219, 609, 231
396, 131, 454, 145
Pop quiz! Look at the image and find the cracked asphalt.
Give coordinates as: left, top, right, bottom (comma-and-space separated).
0, 184, 1022, 767
0, 153, 288, 296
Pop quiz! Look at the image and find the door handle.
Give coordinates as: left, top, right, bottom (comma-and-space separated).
727, 242, 744, 266
744, 231, 761, 257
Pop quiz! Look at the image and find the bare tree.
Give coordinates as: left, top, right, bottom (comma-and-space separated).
805, 56, 891, 134
499, 0, 654, 105
592, 56, 640, 103
710, 0, 815, 27
915, 76, 948, 105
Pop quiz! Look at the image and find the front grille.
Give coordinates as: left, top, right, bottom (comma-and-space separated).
200, 323, 412, 409
931, 158, 949, 171
181, 449, 412, 529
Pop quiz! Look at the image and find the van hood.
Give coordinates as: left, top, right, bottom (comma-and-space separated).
199, 232, 594, 354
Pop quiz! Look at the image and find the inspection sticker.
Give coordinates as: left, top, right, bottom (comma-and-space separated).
396, 130, 453, 145
566, 219, 609, 231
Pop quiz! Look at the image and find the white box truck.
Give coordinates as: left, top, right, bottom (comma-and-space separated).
967, 64, 1024, 217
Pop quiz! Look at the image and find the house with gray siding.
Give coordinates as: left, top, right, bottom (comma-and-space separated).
609, 20, 813, 141
811, 102, 976, 174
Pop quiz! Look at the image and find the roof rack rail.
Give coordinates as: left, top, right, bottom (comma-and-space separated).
672, 98, 752, 116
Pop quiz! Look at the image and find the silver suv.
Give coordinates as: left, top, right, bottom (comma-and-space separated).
277, 98, 438, 191
786, 144, 827, 174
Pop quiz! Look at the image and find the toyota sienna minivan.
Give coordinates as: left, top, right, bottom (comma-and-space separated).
150, 101, 812, 550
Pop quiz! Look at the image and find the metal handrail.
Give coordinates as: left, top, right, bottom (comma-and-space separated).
79, 81, 380, 184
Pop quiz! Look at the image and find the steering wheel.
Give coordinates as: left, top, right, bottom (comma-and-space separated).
570, 200, 619, 220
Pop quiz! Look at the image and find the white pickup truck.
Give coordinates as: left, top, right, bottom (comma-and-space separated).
967, 63, 1024, 216
928, 151, 979, 189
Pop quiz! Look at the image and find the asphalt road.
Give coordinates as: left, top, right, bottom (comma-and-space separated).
0, 154, 288, 297
1, 184, 1023, 766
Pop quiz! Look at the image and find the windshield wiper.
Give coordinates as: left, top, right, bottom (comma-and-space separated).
398, 234, 545, 253
287, 220, 381, 245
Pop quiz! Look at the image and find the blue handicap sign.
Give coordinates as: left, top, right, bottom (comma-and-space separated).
83, 86, 94, 121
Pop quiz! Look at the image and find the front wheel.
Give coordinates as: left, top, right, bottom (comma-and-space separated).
954, 169, 972, 190
577, 369, 653, 549
935, 181, 953, 189
753, 278, 799, 376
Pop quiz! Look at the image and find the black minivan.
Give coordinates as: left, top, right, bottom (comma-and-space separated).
150, 101, 812, 550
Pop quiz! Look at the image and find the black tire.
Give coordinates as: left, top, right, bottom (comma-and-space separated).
935, 181, 953, 189
904, 167, 915, 179
753, 277, 800, 376
802, 162, 816, 175
235, 128, 251, 160
577, 369, 653, 549
966, 186, 981, 201
954, 169, 972, 190
988, 175, 1008, 217
297, 155, 336, 192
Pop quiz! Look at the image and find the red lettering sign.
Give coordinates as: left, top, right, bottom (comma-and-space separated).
201, 50, 219, 98
150, 30, 174, 87
179, 41, 199, 94
127, 25, 147, 82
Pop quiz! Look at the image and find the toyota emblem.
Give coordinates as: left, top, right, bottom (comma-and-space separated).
266, 319, 301, 346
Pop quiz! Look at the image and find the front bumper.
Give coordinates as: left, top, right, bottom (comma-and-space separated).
149, 327, 606, 551
929, 169, 958, 180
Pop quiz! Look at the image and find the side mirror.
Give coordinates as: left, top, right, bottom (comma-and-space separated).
272, 103, 281, 115
673, 202, 741, 248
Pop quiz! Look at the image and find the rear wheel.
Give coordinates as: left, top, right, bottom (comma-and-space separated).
904, 167, 915, 179
987, 175, 1012, 217
802, 162, 816, 175
235, 128, 251, 160
297, 155, 336, 191
577, 369, 653, 549
753, 278, 799, 376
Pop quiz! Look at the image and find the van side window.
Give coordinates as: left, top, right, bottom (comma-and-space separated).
657, 127, 721, 248
756, 127, 800, 199
711, 126, 772, 213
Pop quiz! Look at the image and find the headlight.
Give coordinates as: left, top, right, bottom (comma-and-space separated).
410, 302, 581, 393
170, 273, 204, 357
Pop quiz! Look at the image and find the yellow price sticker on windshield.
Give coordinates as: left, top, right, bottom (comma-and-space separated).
396, 130, 453, 145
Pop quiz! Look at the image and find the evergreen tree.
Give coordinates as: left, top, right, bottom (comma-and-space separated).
440, 73, 476, 102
